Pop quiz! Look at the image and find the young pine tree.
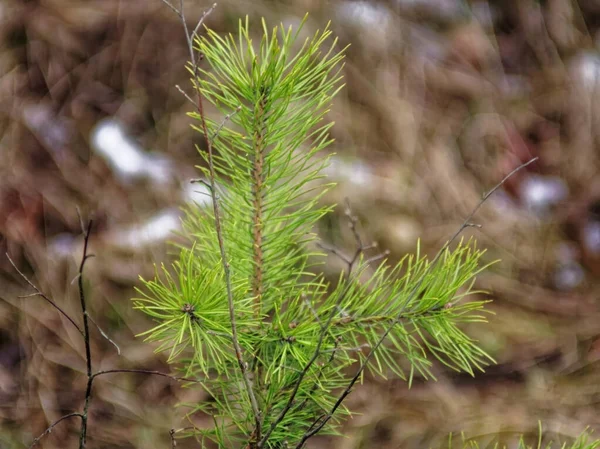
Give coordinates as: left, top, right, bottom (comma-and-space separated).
134, 16, 494, 449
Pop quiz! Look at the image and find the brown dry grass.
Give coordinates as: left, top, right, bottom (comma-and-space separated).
2, 0, 600, 448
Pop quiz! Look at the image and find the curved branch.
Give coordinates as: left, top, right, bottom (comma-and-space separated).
29, 413, 83, 448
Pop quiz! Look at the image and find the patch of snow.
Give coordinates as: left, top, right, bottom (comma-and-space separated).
519, 174, 568, 216
90, 118, 173, 185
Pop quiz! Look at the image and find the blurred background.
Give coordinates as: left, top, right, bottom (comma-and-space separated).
2, 0, 600, 447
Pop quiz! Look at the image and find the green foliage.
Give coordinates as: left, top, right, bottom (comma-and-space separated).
133, 16, 496, 448
449, 426, 600, 449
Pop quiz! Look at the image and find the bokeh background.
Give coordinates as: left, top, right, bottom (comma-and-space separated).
2, 0, 600, 448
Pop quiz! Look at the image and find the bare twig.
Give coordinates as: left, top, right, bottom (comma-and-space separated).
316, 242, 351, 264
78, 220, 94, 449
440, 157, 538, 258
28, 413, 83, 448
85, 312, 121, 355
179, 0, 192, 62
293, 337, 342, 414
211, 105, 242, 142
344, 198, 363, 250
175, 84, 197, 108
294, 157, 539, 448
365, 250, 391, 265
7, 253, 83, 335
190, 178, 213, 190
319, 201, 386, 277
20, 208, 208, 447
160, 0, 181, 17
191, 3, 217, 43
91, 369, 201, 383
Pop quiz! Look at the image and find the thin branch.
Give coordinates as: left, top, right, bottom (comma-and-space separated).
365, 250, 391, 265
85, 312, 121, 355
78, 220, 93, 449
320, 201, 382, 277
15, 212, 203, 447
344, 198, 363, 250
91, 369, 201, 383
7, 253, 83, 335
259, 287, 349, 446
190, 178, 213, 191
211, 105, 242, 142
161, 1, 262, 442
441, 157, 538, 256
179, 0, 194, 67
191, 3, 217, 43
361, 241, 379, 252
294, 157, 539, 448
176, 84, 197, 108
316, 242, 351, 264
28, 413, 83, 448
160, 0, 181, 17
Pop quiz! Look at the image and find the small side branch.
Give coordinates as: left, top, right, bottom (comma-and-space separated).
191, 3, 217, 43
211, 105, 241, 142
86, 312, 120, 355
91, 369, 202, 383
442, 157, 539, 259
319, 200, 389, 279
28, 413, 83, 448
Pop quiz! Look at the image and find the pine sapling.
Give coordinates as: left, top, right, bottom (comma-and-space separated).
135, 6, 523, 449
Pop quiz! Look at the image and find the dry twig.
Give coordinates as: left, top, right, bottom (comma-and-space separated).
20, 219, 201, 448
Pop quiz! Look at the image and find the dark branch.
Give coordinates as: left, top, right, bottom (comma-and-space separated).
28, 413, 83, 448
78, 220, 94, 449
91, 369, 202, 383
85, 312, 121, 355
316, 242, 351, 264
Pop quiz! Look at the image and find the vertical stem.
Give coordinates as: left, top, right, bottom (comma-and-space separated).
78, 221, 93, 449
